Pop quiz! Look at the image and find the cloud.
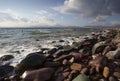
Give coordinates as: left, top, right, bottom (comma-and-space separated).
0, 10, 57, 27
54, 0, 120, 21
108, 21, 120, 26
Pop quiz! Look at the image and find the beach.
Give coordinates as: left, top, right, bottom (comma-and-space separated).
0, 27, 120, 81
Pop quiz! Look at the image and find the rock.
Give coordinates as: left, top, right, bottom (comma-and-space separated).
48, 48, 58, 55
92, 41, 106, 55
63, 72, 70, 78
72, 74, 89, 81
89, 56, 108, 73
53, 47, 75, 58
70, 63, 82, 71
99, 78, 107, 81
0, 65, 14, 78
53, 55, 73, 62
22, 68, 54, 81
113, 72, 120, 79
109, 76, 118, 81
0, 55, 14, 61
103, 66, 110, 78
59, 40, 65, 42
62, 59, 69, 65
80, 68, 89, 75
16, 52, 46, 75
44, 62, 62, 67
114, 49, 120, 59
105, 49, 120, 59
69, 57, 75, 63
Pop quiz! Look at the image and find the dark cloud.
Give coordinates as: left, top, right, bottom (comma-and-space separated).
54, 0, 120, 21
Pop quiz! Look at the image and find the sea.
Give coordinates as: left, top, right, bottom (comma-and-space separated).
0, 27, 102, 66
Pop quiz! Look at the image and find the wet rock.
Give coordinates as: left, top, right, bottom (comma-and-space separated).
59, 40, 65, 42
44, 62, 62, 67
0, 55, 14, 61
103, 66, 110, 78
48, 48, 58, 55
113, 72, 120, 79
53, 47, 75, 58
16, 52, 46, 75
53, 55, 73, 62
109, 76, 118, 81
92, 41, 106, 55
70, 63, 82, 71
72, 74, 89, 81
0, 65, 14, 79
22, 68, 54, 81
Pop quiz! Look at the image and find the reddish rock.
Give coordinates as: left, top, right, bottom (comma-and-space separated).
21, 68, 54, 81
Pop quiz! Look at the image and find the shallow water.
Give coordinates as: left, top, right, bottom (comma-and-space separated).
0, 27, 101, 66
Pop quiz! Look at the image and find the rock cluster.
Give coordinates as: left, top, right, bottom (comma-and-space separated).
0, 29, 120, 81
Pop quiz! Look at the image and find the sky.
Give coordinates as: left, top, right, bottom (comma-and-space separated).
0, 0, 120, 27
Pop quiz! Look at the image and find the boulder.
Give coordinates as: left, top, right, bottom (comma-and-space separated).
0, 55, 14, 61
16, 52, 46, 75
22, 68, 54, 81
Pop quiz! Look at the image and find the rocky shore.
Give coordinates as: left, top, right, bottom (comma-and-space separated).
0, 28, 120, 81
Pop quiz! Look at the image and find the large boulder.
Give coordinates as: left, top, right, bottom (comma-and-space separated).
16, 52, 46, 75
22, 68, 54, 81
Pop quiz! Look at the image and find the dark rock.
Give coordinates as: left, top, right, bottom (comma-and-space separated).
59, 40, 65, 42
53, 55, 73, 62
53, 47, 75, 58
22, 68, 54, 81
0, 55, 14, 61
44, 62, 62, 67
0, 65, 14, 78
16, 52, 46, 75
48, 48, 58, 55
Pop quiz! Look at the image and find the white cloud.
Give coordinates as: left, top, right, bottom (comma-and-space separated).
54, 0, 120, 22
0, 10, 57, 27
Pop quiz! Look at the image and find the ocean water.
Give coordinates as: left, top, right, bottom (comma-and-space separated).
0, 27, 101, 66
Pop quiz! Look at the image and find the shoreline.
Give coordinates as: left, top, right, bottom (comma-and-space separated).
0, 28, 120, 81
